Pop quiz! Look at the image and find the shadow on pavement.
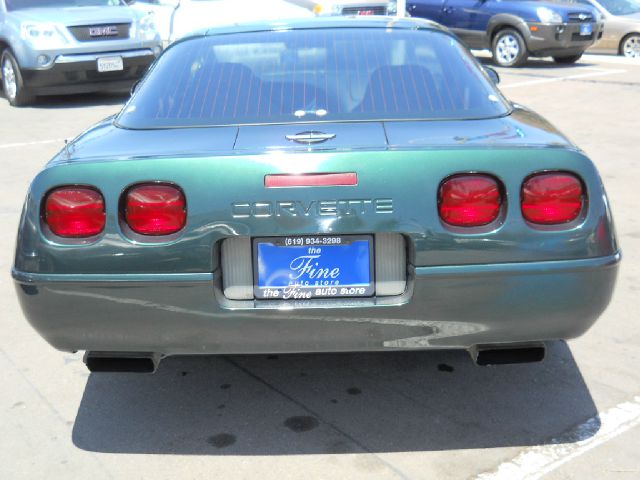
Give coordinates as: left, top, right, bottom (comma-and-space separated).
72, 341, 598, 455
477, 56, 598, 69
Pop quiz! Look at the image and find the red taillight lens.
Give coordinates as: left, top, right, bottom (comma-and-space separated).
439, 174, 502, 227
521, 173, 583, 225
45, 187, 105, 238
125, 184, 186, 236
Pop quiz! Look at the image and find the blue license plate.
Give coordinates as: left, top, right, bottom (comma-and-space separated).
580, 24, 593, 36
254, 235, 374, 300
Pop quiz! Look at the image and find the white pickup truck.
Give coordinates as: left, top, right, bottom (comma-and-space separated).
128, 0, 314, 46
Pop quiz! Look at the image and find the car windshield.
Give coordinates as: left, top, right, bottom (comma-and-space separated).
6, 0, 124, 10
595, 0, 640, 14
118, 28, 510, 129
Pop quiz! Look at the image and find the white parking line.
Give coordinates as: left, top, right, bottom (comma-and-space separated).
475, 396, 640, 480
501, 68, 627, 88
584, 54, 640, 66
0, 138, 65, 149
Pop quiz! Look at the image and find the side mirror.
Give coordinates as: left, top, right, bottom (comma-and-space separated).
484, 66, 500, 85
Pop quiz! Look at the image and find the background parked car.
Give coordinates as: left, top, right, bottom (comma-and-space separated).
0, 0, 162, 106
407, 0, 603, 66
130, 0, 314, 45
308, 0, 396, 15
581, 0, 640, 57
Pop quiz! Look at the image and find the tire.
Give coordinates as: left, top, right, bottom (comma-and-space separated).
553, 54, 583, 64
620, 33, 640, 58
1, 50, 35, 107
492, 28, 528, 67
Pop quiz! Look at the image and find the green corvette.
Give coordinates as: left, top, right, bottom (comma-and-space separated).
12, 17, 620, 373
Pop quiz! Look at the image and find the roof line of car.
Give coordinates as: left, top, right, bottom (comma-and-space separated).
194, 16, 447, 39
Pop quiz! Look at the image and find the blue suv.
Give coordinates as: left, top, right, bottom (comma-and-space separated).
408, 0, 604, 66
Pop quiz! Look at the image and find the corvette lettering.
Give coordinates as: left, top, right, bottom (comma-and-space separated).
231, 199, 393, 218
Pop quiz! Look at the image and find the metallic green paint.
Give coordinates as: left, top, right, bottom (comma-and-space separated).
12, 110, 620, 354
14, 143, 617, 275
13, 254, 619, 354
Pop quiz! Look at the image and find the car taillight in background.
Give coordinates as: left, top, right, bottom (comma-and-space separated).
44, 186, 105, 238
521, 173, 584, 225
439, 174, 502, 227
124, 183, 186, 236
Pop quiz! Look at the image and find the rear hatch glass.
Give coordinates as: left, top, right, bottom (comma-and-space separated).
118, 27, 510, 129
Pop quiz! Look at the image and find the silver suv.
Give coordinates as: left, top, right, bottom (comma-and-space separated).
0, 0, 162, 106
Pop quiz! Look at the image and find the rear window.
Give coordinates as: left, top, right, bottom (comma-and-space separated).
118, 28, 510, 129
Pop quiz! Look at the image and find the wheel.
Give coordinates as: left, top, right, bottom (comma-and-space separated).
552, 54, 583, 64
1, 50, 34, 107
492, 28, 528, 67
620, 34, 640, 58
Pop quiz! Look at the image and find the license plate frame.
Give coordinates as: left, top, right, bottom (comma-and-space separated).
97, 56, 124, 73
580, 23, 593, 36
253, 235, 375, 300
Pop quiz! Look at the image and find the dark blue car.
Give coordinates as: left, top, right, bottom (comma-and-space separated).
408, 0, 604, 66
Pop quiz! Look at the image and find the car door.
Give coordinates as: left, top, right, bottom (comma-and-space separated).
0, 0, 9, 47
441, 0, 489, 48
408, 0, 447, 24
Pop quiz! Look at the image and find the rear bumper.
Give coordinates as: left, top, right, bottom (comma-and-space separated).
525, 22, 604, 57
13, 252, 620, 355
21, 49, 155, 95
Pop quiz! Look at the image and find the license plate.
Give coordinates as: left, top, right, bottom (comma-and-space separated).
580, 24, 593, 36
254, 235, 374, 300
97, 56, 123, 73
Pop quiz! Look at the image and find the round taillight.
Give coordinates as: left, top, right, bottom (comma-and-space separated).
521, 173, 583, 225
439, 174, 502, 227
45, 186, 105, 238
124, 184, 186, 236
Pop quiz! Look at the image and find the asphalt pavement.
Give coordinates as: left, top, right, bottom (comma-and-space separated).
1, 53, 639, 480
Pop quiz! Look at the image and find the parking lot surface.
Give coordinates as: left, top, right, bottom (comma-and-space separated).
1, 54, 639, 480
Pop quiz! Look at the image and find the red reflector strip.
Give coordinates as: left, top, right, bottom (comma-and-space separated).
265, 173, 358, 188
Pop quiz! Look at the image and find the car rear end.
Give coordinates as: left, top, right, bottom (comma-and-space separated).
12, 19, 619, 369
12, 132, 620, 358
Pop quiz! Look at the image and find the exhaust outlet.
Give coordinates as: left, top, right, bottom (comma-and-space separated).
470, 343, 546, 366
84, 352, 160, 373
